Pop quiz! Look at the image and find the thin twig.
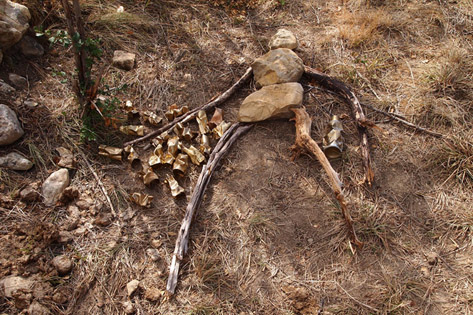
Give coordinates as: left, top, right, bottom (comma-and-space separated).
361, 102, 444, 138
124, 67, 253, 148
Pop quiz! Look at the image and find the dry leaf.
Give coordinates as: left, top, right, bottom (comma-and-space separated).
56, 147, 76, 168
173, 153, 189, 175
165, 175, 185, 198
148, 154, 162, 166
173, 122, 184, 138
98, 145, 123, 161
131, 192, 153, 207
182, 145, 206, 165
120, 125, 145, 136
196, 110, 210, 134
182, 127, 193, 141
208, 108, 223, 129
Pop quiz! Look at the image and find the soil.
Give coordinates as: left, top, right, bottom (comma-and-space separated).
1, 0, 473, 314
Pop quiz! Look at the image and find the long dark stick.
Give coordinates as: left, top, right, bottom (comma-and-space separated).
304, 66, 374, 185
124, 67, 253, 148
166, 123, 253, 294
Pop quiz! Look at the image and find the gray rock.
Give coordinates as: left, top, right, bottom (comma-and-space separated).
0, 152, 33, 170
42, 168, 70, 206
8, 73, 27, 88
18, 35, 44, 57
0, 79, 15, 94
51, 255, 72, 275
24, 100, 38, 108
0, 0, 31, 49
126, 279, 140, 297
0, 276, 33, 298
269, 29, 298, 50
0, 104, 24, 145
252, 48, 304, 87
28, 301, 50, 315
112, 50, 136, 71
238, 82, 303, 122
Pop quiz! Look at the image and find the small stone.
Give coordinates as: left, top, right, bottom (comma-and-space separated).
112, 50, 136, 71
252, 48, 304, 87
51, 255, 73, 275
269, 29, 298, 50
8, 73, 27, 88
0, 79, 16, 94
0, 276, 33, 298
151, 239, 162, 249
238, 82, 303, 122
19, 184, 40, 202
28, 300, 50, 314
0, 104, 24, 145
18, 35, 44, 57
42, 168, 70, 206
144, 286, 164, 302
426, 252, 439, 266
56, 147, 75, 168
52, 291, 68, 304
76, 197, 93, 210
123, 301, 135, 314
94, 213, 112, 226
24, 100, 38, 108
65, 205, 80, 230
59, 186, 79, 203
0, 152, 33, 170
58, 231, 73, 243
126, 279, 140, 297
146, 248, 160, 262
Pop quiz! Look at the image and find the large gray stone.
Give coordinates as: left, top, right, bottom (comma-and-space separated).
269, 29, 298, 50
112, 50, 135, 71
0, 104, 24, 145
18, 35, 44, 57
0, 152, 33, 170
238, 82, 303, 122
0, 276, 33, 298
42, 168, 70, 206
0, 0, 31, 49
252, 48, 304, 87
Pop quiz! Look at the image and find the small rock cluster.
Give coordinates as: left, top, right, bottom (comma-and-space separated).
238, 29, 304, 122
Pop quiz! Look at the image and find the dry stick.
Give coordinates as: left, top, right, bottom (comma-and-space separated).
304, 66, 374, 186
167, 123, 253, 294
124, 67, 253, 148
291, 107, 363, 248
361, 102, 444, 138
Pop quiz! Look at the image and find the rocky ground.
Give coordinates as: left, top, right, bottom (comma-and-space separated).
1, 0, 473, 314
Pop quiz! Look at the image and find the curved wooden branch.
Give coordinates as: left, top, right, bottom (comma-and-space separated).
291, 107, 363, 248
166, 123, 253, 295
124, 67, 253, 148
304, 66, 374, 186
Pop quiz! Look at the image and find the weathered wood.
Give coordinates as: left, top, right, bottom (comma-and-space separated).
166, 123, 253, 294
304, 66, 374, 186
291, 107, 363, 248
124, 67, 253, 148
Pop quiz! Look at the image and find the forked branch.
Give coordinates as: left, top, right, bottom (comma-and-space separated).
291, 107, 363, 248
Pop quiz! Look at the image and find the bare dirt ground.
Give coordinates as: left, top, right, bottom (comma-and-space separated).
1, 0, 473, 314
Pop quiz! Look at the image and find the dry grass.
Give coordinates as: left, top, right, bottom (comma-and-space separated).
2, 0, 473, 314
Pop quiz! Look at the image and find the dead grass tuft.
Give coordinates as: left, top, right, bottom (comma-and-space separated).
336, 8, 394, 48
